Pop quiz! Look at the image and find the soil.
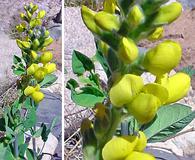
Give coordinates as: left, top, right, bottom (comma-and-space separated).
139, 9, 195, 89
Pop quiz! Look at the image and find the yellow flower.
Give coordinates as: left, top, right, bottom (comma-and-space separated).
27, 63, 39, 75
102, 136, 137, 160
127, 5, 145, 26
32, 39, 40, 50
148, 27, 164, 41
109, 74, 144, 107
142, 83, 168, 105
143, 40, 182, 76
95, 11, 120, 32
125, 151, 156, 160
42, 37, 53, 47
24, 86, 36, 96
154, 2, 182, 25
30, 50, 38, 60
37, 10, 46, 19
157, 72, 191, 104
16, 39, 31, 49
127, 93, 160, 124
30, 19, 42, 28
118, 37, 138, 64
40, 51, 53, 64
31, 91, 44, 103
134, 131, 147, 152
34, 67, 47, 82
44, 63, 56, 74
81, 6, 101, 35
103, 0, 118, 14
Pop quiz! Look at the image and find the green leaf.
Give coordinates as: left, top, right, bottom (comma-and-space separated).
13, 55, 22, 64
39, 74, 57, 88
26, 148, 34, 160
33, 127, 43, 138
66, 78, 79, 90
95, 50, 111, 78
71, 86, 105, 107
117, 0, 135, 15
13, 68, 26, 76
0, 143, 7, 158
72, 50, 95, 75
41, 123, 49, 142
180, 65, 195, 77
143, 103, 195, 143
19, 143, 28, 158
49, 117, 58, 131
23, 107, 37, 130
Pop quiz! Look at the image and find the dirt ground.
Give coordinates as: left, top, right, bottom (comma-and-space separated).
140, 9, 195, 89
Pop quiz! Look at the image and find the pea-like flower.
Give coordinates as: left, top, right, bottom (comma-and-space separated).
143, 40, 182, 76
153, 2, 182, 25
40, 51, 53, 64
27, 63, 39, 75
109, 74, 144, 107
126, 93, 161, 124
156, 72, 191, 104
31, 91, 44, 103
103, 0, 118, 14
102, 136, 138, 160
118, 37, 139, 64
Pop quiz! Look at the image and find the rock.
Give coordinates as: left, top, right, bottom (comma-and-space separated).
28, 131, 58, 160
178, 0, 195, 9
0, 31, 20, 95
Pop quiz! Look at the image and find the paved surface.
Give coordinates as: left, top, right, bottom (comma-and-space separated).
38, 91, 62, 160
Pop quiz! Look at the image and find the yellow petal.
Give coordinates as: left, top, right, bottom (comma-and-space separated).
31, 91, 44, 103
118, 37, 138, 64
37, 10, 46, 19
81, 6, 101, 35
134, 131, 147, 152
40, 51, 53, 64
109, 74, 144, 107
44, 63, 56, 74
125, 151, 156, 160
95, 11, 120, 32
143, 40, 182, 76
148, 27, 164, 41
154, 2, 182, 25
103, 0, 117, 14
142, 83, 168, 105
165, 72, 191, 104
127, 93, 160, 124
24, 86, 36, 96
102, 136, 137, 160
42, 37, 53, 47
34, 67, 47, 82
27, 63, 39, 75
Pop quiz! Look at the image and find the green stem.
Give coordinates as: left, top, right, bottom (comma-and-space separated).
14, 134, 19, 158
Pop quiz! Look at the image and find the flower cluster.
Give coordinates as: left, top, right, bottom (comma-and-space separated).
80, 0, 191, 159
15, 3, 56, 103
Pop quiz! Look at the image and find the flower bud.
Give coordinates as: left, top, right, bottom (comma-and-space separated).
102, 136, 137, 160
162, 72, 191, 104
32, 39, 40, 50
32, 5, 38, 13
24, 86, 36, 96
44, 63, 56, 74
148, 27, 164, 41
95, 11, 120, 32
34, 67, 47, 82
81, 5, 101, 35
125, 151, 156, 160
118, 37, 138, 64
98, 40, 109, 56
16, 23, 26, 33
31, 91, 44, 103
154, 2, 182, 25
42, 37, 53, 47
109, 74, 144, 107
44, 30, 50, 38
37, 10, 46, 19
103, 0, 117, 14
127, 5, 145, 26
26, 10, 32, 19
134, 131, 147, 152
27, 63, 39, 75
143, 40, 182, 76
30, 50, 38, 60
40, 51, 53, 64
20, 13, 28, 21
94, 103, 111, 140
127, 93, 160, 124
142, 83, 168, 105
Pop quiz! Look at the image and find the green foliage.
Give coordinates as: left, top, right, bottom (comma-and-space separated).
180, 65, 195, 77
39, 74, 58, 88
143, 103, 195, 142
